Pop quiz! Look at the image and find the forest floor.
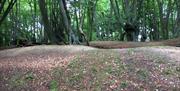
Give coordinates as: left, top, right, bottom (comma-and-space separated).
0, 45, 179, 91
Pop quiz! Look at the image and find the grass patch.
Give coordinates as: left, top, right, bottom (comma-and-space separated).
136, 69, 149, 81
155, 60, 166, 64
120, 81, 128, 88
49, 80, 59, 91
162, 68, 174, 75
63, 50, 124, 89
9, 71, 35, 89
66, 73, 84, 88
24, 72, 35, 81
65, 57, 85, 89
52, 67, 64, 80
9, 74, 25, 88
127, 48, 135, 55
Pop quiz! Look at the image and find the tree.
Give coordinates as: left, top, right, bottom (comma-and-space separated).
0, 0, 17, 26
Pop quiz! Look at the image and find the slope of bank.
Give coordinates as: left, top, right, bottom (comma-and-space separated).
0, 45, 179, 90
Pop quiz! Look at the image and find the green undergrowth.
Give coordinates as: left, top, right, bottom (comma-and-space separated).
4, 48, 179, 90
51, 50, 127, 90
49, 49, 179, 90
49, 80, 59, 91
9, 71, 35, 90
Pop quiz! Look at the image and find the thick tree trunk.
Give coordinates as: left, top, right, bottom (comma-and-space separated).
38, 0, 57, 44
157, 0, 172, 39
87, 0, 98, 41
59, 0, 76, 44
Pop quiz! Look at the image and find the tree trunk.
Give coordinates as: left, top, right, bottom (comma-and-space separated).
0, 0, 17, 27
157, 0, 172, 39
87, 0, 98, 41
59, 0, 75, 44
173, 0, 180, 37
38, 0, 58, 44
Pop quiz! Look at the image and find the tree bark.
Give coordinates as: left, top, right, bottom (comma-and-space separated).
173, 0, 180, 37
59, 0, 75, 44
38, 0, 58, 44
87, 0, 98, 41
157, 0, 172, 39
0, 0, 17, 27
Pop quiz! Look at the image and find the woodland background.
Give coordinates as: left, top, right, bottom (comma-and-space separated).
0, 0, 180, 47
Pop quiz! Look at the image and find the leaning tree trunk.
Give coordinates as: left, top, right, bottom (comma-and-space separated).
59, 0, 76, 44
79, 9, 89, 46
0, 0, 17, 27
38, 0, 57, 44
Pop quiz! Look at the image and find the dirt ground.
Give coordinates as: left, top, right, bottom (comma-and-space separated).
0, 45, 179, 91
